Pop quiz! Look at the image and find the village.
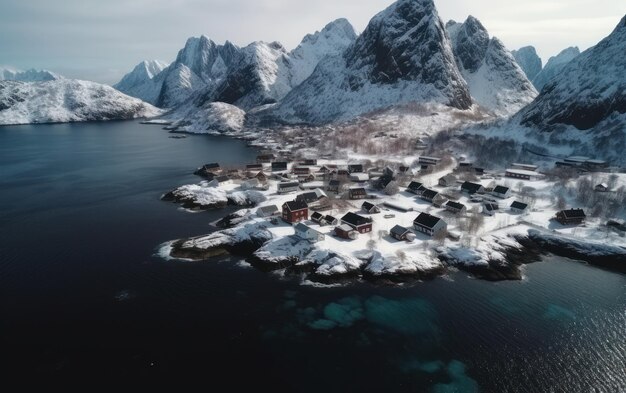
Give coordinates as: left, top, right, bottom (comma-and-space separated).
163, 149, 626, 281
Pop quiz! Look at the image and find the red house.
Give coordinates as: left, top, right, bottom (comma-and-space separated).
341, 212, 372, 234
282, 200, 309, 224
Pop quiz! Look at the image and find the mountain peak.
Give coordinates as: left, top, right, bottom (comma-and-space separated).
512, 46, 542, 81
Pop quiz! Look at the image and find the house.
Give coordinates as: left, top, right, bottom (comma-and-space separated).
201, 163, 221, 172
419, 188, 439, 203
271, 162, 288, 172
293, 167, 311, 176
457, 162, 473, 172
324, 215, 339, 226
510, 201, 528, 214
348, 188, 367, 200
299, 181, 324, 190
214, 175, 232, 185
584, 159, 608, 170
378, 176, 393, 189
282, 200, 309, 223
461, 181, 484, 194
445, 201, 466, 215
595, 183, 609, 192
277, 181, 300, 194
505, 168, 543, 181
294, 223, 325, 243
362, 201, 381, 214
311, 211, 326, 225
419, 156, 441, 166
257, 205, 279, 217
406, 181, 425, 195
390, 225, 415, 241
341, 212, 373, 234
256, 154, 275, 163
555, 209, 586, 225
483, 203, 499, 216
348, 164, 364, 173
327, 180, 341, 192
334, 224, 359, 240
413, 213, 447, 237
255, 171, 268, 182
511, 163, 538, 171
382, 167, 395, 178
399, 165, 410, 173
296, 192, 320, 205
350, 173, 370, 182
337, 169, 350, 178
246, 163, 263, 171
300, 159, 317, 166
438, 174, 457, 187
491, 185, 510, 199
474, 167, 485, 175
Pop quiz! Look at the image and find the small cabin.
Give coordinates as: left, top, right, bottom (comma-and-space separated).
256, 154, 275, 163
334, 224, 359, 240
246, 163, 263, 171
311, 211, 326, 225
555, 209, 586, 225
483, 203, 499, 216
457, 162, 473, 172
491, 185, 510, 199
257, 205, 279, 217
406, 181, 425, 195
293, 167, 311, 176
327, 180, 341, 192
362, 201, 381, 214
390, 225, 415, 242
505, 169, 543, 181
461, 181, 484, 194
350, 173, 370, 182
511, 163, 538, 172
595, 183, 609, 192
348, 164, 364, 173
419, 156, 441, 166
510, 201, 528, 214
445, 200, 466, 215
282, 200, 309, 224
294, 223, 325, 243
254, 171, 268, 182
349, 188, 368, 200
413, 213, 447, 237
300, 159, 318, 166
277, 181, 300, 194
341, 212, 372, 234
438, 174, 457, 187
324, 215, 339, 226
419, 189, 439, 203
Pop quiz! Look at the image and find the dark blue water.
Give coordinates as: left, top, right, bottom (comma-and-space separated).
1, 121, 625, 391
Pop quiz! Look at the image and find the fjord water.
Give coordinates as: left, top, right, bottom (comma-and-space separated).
0, 121, 624, 391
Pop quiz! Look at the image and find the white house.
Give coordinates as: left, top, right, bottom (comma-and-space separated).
294, 223, 325, 243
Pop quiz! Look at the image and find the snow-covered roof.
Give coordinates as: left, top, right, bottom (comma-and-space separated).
413, 213, 444, 229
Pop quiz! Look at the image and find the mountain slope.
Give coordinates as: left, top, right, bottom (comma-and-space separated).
114, 60, 169, 104
519, 16, 626, 130
532, 46, 580, 91
511, 46, 542, 81
1, 67, 61, 82
447, 16, 537, 116
0, 79, 161, 125
274, 0, 471, 124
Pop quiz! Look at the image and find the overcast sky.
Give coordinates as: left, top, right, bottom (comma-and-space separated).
1, 0, 623, 84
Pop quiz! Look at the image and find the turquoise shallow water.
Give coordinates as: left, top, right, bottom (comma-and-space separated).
0, 121, 624, 391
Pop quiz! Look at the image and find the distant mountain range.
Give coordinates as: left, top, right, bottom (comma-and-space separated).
0, 67, 62, 82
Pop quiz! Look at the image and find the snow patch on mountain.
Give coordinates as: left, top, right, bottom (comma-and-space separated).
0, 79, 161, 125
531, 46, 580, 91
511, 46, 542, 81
169, 102, 246, 134
447, 16, 537, 117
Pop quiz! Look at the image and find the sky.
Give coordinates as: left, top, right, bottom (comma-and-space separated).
0, 0, 623, 84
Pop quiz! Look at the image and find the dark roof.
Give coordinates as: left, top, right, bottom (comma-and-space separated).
413, 213, 443, 229
484, 203, 499, 211
341, 212, 371, 227
215, 175, 230, 182
278, 181, 300, 188
311, 211, 324, 220
328, 180, 340, 186
390, 225, 410, 236
324, 215, 337, 223
272, 162, 288, 169
283, 200, 308, 211
348, 164, 363, 172
461, 181, 483, 193
349, 188, 367, 195
439, 174, 456, 183
493, 185, 509, 194
445, 201, 465, 210
407, 181, 424, 190
247, 163, 263, 168
296, 192, 319, 203
510, 201, 528, 210
559, 208, 586, 218
203, 163, 220, 169
257, 154, 275, 159
421, 189, 439, 199
362, 201, 377, 210
459, 162, 473, 167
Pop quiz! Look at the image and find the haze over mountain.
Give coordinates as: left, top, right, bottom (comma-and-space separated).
511, 46, 542, 81
532, 46, 580, 92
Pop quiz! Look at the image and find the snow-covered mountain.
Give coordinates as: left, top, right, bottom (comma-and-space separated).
446, 16, 537, 116
169, 102, 246, 134
0, 79, 161, 125
532, 46, 580, 91
1, 67, 61, 82
113, 60, 169, 104
289, 18, 358, 87
273, 0, 472, 124
519, 16, 626, 131
511, 46, 542, 81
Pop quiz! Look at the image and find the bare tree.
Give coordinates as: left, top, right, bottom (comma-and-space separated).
384, 181, 400, 196
608, 174, 619, 190
396, 250, 407, 263
366, 239, 377, 251
556, 195, 567, 210
433, 229, 447, 245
